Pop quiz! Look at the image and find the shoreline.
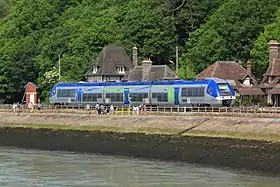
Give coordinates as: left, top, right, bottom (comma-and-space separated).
1, 112, 280, 175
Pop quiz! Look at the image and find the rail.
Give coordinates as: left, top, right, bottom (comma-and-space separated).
2, 104, 280, 117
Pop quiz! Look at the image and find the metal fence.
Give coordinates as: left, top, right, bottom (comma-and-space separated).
1, 104, 280, 117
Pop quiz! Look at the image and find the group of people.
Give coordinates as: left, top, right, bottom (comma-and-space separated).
12, 102, 20, 113
132, 104, 147, 115
12, 102, 146, 115
12, 102, 42, 113
94, 103, 114, 115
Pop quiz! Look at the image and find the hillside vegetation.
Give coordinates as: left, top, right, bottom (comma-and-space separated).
0, 0, 279, 103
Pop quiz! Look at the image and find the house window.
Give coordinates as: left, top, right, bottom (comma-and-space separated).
243, 77, 251, 86
117, 67, 125, 73
92, 67, 98, 73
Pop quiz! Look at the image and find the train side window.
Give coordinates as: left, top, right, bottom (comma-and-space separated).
82, 93, 103, 102
198, 87, 204, 97
192, 88, 198, 96
181, 87, 204, 97
187, 88, 192, 96
57, 89, 76, 97
116, 93, 123, 102
106, 93, 123, 102
152, 92, 168, 102
130, 93, 148, 102
181, 88, 187, 97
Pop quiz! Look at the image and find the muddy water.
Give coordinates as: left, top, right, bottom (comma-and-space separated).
0, 147, 279, 187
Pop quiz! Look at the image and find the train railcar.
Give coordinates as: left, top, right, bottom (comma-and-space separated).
49, 78, 235, 107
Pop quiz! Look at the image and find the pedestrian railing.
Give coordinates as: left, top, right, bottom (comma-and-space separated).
2, 104, 280, 117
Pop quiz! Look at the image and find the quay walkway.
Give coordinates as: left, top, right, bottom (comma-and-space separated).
1, 104, 280, 118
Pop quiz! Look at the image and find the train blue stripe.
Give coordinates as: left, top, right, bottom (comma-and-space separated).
55, 80, 210, 88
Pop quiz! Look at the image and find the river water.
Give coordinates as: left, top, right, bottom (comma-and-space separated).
0, 147, 279, 187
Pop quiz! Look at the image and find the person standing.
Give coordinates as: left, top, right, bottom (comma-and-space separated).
12, 103, 16, 113
95, 103, 100, 114
110, 104, 114, 115
38, 103, 41, 111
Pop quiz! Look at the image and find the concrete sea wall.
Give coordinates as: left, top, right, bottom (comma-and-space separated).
0, 126, 280, 175
1, 112, 280, 175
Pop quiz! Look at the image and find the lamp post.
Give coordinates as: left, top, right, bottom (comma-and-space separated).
176, 46, 179, 76
58, 54, 61, 82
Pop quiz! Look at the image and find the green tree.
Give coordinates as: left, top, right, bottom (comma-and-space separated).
182, 0, 280, 76
251, 11, 280, 77
171, 0, 226, 46
0, 0, 11, 18
118, 0, 177, 65
0, 0, 71, 102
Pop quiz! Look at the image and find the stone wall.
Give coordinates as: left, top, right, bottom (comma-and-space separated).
0, 127, 279, 176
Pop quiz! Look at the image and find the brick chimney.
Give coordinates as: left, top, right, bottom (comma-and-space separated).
246, 60, 252, 75
142, 58, 152, 80
268, 40, 279, 67
132, 45, 138, 67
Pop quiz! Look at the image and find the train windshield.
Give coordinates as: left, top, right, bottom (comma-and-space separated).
218, 83, 231, 96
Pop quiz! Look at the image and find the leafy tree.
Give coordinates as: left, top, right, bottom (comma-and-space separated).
182, 0, 280, 76
251, 11, 280, 77
3, 0, 280, 103
118, 0, 177, 65
171, 0, 226, 46
0, 0, 72, 102
0, 0, 11, 18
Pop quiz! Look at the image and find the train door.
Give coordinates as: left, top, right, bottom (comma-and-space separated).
167, 87, 174, 105
124, 88, 130, 105
76, 89, 82, 104
174, 87, 180, 105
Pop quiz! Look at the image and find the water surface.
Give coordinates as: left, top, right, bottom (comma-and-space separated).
0, 147, 279, 187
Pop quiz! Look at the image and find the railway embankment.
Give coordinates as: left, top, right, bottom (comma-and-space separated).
0, 112, 280, 175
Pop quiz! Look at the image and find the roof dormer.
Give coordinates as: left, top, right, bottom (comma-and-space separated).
92, 66, 98, 73
117, 66, 125, 74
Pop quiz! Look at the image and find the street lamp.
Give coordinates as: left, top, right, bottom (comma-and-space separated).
58, 54, 61, 82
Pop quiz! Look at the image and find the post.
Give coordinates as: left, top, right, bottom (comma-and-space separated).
58, 54, 61, 82
176, 46, 179, 76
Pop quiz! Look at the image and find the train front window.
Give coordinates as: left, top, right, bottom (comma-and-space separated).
218, 83, 231, 96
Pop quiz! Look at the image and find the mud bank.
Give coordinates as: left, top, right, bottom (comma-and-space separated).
0, 126, 280, 175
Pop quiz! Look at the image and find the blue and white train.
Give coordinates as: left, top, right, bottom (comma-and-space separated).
49, 78, 235, 107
